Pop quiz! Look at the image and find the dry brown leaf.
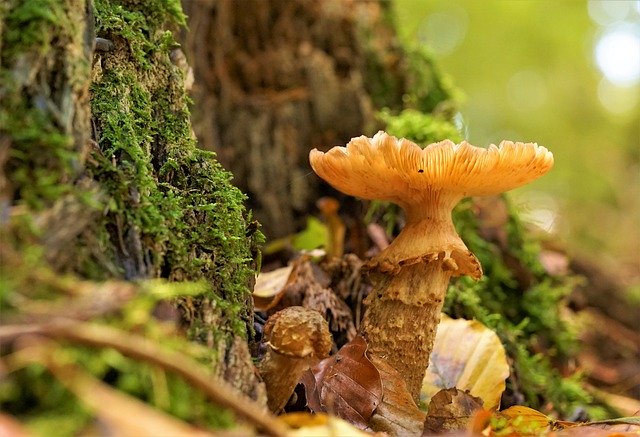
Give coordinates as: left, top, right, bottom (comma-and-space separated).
301, 335, 382, 429
423, 388, 483, 435
368, 354, 426, 436
421, 315, 509, 410
268, 258, 356, 342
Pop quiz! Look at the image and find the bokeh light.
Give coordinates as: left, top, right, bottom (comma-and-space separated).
594, 25, 640, 87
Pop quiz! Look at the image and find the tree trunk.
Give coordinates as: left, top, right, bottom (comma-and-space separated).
182, 0, 455, 238
1, 0, 263, 401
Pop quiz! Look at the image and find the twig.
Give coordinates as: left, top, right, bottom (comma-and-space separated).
0, 321, 288, 436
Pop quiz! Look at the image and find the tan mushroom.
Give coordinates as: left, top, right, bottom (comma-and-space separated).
309, 131, 553, 400
258, 306, 332, 413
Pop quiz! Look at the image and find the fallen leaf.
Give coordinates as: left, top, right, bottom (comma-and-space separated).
252, 265, 294, 311
500, 405, 552, 428
269, 258, 356, 342
494, 405, 552, 435
292, 217, 329, 252
479, 406, 640, 437
368, 354, 426, 436
280, 412, 374, 436
423, 388, 483, 435
301, 335, 382, 429
421, 315, 509, 410
551, 415, 640, 436
550, 426, 640, 437
470, 406, 549, 436
468, 408, 494, 434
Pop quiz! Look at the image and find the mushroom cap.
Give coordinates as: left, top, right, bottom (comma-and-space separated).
263, 306, 332, 359
309, 131, 553, 278
309, 131, 554, 208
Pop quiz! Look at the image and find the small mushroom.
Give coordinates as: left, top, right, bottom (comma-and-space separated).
258, 306, 332, 413
309, 131, 553, 400
316, 196, 346, 258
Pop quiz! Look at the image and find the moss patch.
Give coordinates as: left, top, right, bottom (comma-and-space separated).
2, 0, 263, 432
89, 0, 261, 335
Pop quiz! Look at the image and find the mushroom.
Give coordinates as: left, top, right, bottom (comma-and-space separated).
258, 306, 332, 413
309, 131, 553, 400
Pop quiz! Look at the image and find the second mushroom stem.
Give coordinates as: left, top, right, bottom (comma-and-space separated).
360, 259, 453, 401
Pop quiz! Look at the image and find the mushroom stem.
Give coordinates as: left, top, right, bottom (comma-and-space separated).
256, 306, 332, 413
361, 259, 452, 400
259, 349, 315, 413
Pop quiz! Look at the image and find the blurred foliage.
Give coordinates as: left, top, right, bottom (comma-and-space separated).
446, 197, 601, 418
0, 277, 235, 435
291, 217, 329, 252
394, 0, 639, 279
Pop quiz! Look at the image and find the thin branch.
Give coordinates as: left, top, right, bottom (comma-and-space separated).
0, 321, 288, 437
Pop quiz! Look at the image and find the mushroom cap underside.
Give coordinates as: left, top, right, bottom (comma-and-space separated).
309, 131, 554, 204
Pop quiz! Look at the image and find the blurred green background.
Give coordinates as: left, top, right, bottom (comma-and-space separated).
394, 0, 639, 286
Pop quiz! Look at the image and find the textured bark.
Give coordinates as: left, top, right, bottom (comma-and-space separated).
2, 0, 264, 404
182, 0, 428, 238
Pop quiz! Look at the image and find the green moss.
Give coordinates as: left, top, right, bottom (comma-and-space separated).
379, 108, 462, 144
89, 0, 261, 333
443, 198, 593, 416
2, 0, 263, 432
2, 0, 67, 58
0, 0, 87, 211
93, 0, 184, 68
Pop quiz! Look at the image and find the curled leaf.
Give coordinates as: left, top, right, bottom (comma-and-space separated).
368, 354, 425, 436
301, 335, 382, 429
423, 388, 483, 435
252, 265, 294, 311
421, 316, 509, 410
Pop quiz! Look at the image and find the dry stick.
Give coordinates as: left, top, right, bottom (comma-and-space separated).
0, 321, 288, 437
9, 338, 214, 437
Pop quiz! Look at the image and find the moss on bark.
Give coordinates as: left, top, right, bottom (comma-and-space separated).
1, 0, 265, 432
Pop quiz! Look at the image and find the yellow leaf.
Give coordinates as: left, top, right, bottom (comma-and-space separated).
501, 405, 552, 429
252, 265, 294, 310
421, 315, 509, 410
279, 412, 373, 436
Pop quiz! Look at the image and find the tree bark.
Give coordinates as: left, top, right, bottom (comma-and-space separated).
182, 0, 453, 238
1, 0, 263, 401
